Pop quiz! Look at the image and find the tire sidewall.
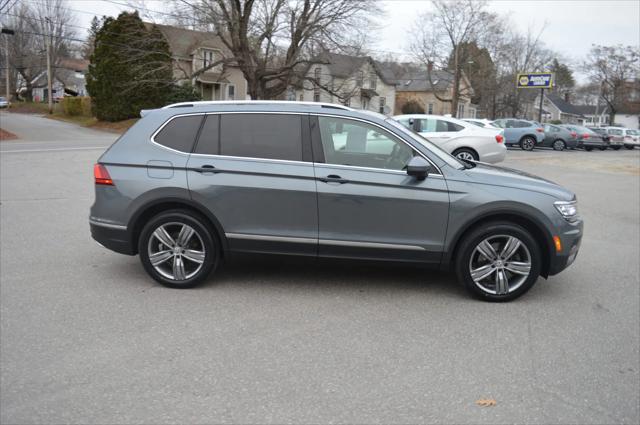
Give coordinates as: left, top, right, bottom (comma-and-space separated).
453, 148, 479, 161
456, 222, 542, 302
138, 210, 219, 288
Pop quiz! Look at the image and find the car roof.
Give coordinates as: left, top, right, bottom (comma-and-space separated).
393, 114, 470, 126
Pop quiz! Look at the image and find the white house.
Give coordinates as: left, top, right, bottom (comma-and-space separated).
614, 108, 640, 129
575, 105, 610, 127
291, 52, 396, 115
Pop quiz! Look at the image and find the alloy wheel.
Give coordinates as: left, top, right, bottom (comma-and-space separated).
456, 151, 476, 161
147, 222, 206, 281
468, 235, 532, 295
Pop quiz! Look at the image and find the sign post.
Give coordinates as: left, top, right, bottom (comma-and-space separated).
517, 73, 553, 123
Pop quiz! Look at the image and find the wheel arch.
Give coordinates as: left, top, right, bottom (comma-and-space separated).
444, 211, 554, 278
518, 134, 537, 143
451, 146, 480, 160
127, 197, 228, 255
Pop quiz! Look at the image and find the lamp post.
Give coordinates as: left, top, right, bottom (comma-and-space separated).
1, 27, 15, 102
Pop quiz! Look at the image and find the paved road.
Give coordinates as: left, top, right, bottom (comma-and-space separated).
1, 113, 639, 424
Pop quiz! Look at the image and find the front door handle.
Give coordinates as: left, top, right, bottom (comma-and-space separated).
195, 164, 217, 174
319, 174, 349, 184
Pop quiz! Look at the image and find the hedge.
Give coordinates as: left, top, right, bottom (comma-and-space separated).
61, 97, 92, 117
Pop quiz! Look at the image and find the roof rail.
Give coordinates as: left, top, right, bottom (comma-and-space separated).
162, 100, 353, 111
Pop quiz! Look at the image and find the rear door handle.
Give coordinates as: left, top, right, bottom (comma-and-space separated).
319, 174, 349, 184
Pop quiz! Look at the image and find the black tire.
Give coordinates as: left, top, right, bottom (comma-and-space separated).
520, 136, 536, 151
598, 146, 607, 151
612, 146, 622, 150
585, 146, 593, 151
552, 139, 566, 151
452, 147, 479, 161
455, 221, 542, 302
138, 209, 220, 288
624, 145, 634, 150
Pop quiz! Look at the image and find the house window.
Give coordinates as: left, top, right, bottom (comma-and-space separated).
457, 103, 465, 118
369, 73, 377, 90
427, 103, 434, 114
299, 94, 303, 101
203, 49, 214, 70
356, 71, 363, 87
379, 97, 386, 114
227, 84, 235, 100
314, 67, 321, 83
314, 92, 320, 102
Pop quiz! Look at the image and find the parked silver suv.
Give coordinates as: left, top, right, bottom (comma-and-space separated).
90, 101, 583, 301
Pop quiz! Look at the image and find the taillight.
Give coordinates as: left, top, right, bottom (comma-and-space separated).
536, 128, 544, 133
570, 132, 577, 138
583, 133, 589, 140
94, 163, 113, 185
495, 134, 504, 143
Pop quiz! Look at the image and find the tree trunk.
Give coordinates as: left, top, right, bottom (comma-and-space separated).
451, 46, 460, 116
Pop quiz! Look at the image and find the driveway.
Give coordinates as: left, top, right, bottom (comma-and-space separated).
1, 113, 639, 424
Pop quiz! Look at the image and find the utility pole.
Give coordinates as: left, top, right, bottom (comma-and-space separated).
45, 17, 53, 114
1, 27, 15, 102
538, 88, 544, 123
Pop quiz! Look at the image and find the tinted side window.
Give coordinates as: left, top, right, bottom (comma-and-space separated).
220, 114, 303, 161
318, 116, 414, 171
515, 120, 532, 128
194, 114, 220, 155
154, 115, 203, 152
437, 120, 464, 132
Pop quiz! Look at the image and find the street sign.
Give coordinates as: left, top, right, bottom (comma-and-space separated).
517, 73, 553, 89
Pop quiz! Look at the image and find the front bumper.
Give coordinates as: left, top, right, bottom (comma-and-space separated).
90, 220, 135, 255
548, 218, 583, 276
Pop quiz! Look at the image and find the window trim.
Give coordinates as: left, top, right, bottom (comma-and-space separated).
150, 111, 442, 176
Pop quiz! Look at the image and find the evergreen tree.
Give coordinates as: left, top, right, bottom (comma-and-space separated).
86, 12, 174, 121
82, 16, 101, 60
549, 58, 575, 95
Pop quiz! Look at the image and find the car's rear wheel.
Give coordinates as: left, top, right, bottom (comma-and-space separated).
452, 147, 479, 161
520, 136, 535, 151
612, 146, 622, 150
552, 139, 565, 151
585, 146, 593, 151
139, 210, 219, 288
455, 222, 541, 302
624, 145, 634, 150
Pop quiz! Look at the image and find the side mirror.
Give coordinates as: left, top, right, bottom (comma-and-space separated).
406, 156, 431, 180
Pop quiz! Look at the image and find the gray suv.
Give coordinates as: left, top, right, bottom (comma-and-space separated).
90, 101, 583, 301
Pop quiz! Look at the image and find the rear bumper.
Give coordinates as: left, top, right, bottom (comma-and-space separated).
548, 219, 583, 276
90, 220, 135, 255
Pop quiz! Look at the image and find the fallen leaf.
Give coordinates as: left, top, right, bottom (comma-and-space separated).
475, 398, 497, 407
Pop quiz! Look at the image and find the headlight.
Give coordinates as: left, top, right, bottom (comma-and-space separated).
554, 200, 579, 222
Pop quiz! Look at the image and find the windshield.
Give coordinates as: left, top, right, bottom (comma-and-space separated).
626, 129, 638, 135
385, 118, 465, 169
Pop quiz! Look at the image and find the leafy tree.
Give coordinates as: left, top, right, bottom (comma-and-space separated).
401, 99, 426, 114
549, 58, 575, 95
86, 12, 174, 121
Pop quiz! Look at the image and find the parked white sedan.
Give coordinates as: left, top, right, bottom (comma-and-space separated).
393, 114, 507, 163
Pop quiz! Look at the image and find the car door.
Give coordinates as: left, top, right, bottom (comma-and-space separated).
311, 115, 450, 263
186, 113, 318, 256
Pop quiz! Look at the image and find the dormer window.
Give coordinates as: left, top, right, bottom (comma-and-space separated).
203, 49, 214, 70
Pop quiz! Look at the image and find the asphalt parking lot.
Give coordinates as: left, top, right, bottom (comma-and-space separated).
1, 112, 639, 424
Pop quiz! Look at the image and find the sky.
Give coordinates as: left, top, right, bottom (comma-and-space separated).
63, 0, 640, 82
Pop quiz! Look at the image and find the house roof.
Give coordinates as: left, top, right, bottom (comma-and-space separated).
146, 23, 227, 59
312, 52, 394, 85
573, 104, 610, 115
376, 62, 456, 92
545, 93, 584, 116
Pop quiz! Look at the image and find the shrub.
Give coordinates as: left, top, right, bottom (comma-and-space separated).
401, 99, 425, 114
549, 119, 563, 125
165, 83, 202, 104
80, 97, 92, 116
62, 97, 82, 116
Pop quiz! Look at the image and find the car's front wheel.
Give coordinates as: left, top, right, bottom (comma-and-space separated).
455, 222, 541, 302
520, 136, 536, 151
624, 145, 634, 150
138, 210, 219, 288
612, 146, 622, 150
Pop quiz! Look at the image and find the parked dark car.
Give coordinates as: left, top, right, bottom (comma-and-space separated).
90, 101, 583, 302
561, 125, 607, 151
587, 127, 611, 150
542, 124, 578, 150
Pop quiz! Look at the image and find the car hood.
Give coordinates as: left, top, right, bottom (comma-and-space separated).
454, 162, 575, 201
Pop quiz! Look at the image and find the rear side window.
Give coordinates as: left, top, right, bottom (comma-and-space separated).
220, 114, 303, 161
515, 120, 532, 128
154, 115, 203, 152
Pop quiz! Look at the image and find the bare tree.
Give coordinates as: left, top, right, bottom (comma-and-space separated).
583, 44, 640, 123
410, 0, 489, 116
174, 0, 379, 99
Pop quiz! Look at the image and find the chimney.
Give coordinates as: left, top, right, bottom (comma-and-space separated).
564, 92, 571, 103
